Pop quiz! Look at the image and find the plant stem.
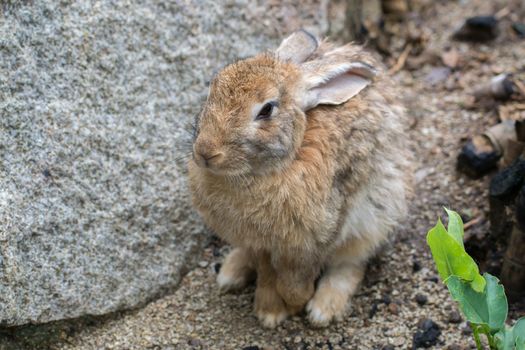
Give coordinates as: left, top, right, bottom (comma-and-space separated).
473, 326, 484, 350
486, 333, 496, 350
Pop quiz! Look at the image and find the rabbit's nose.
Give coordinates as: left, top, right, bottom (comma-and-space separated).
194, 141, 224, 168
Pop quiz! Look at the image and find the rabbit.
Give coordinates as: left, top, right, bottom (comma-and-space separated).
188, 30, 411, 328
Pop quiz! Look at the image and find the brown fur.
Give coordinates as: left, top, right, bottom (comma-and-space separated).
188, 32, 411, 327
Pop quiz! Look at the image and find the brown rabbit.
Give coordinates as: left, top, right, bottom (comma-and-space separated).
188, 30, 410, 328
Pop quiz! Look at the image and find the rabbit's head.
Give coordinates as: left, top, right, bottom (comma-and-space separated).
192, 30, 378, 176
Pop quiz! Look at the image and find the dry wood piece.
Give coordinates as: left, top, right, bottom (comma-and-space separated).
463, 216, 483, 231
501, 184, 525, 301
473, 74, 516, 101
381, 0, 408, 16
388, 43, 412, 75
489, 157, 525, 238
457, 120, 517, 178
494, 7, 510, 20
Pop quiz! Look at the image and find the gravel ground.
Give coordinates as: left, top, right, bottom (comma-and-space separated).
3, 0, 525, 349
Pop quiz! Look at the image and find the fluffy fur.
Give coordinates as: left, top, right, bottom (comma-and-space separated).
188, 31, 411, 327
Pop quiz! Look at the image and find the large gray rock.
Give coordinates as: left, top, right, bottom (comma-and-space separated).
0, 0, 283, 326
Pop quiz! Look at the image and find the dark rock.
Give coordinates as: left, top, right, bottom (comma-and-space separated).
242, 346, 260, 350
382, 345, 395, 350
369, 302, 380, 319
448, 310, 462, 324
214, 263, 222, 274
412, 260, 422, 272
512, 22, 525, 38
426, 276, 439, 283
453, 16, 499, 42
189, 338, 203, 347
415, 294, 428, 306
462, 325, 473, 335
412, 319, 441, 349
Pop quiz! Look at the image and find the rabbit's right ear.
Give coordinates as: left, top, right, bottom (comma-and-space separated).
276, 30, 318, 64
299, 57, 377, 111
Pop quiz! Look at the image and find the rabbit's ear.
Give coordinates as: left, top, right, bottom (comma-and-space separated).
276, 30, 318, 64
300, 60, 377, 110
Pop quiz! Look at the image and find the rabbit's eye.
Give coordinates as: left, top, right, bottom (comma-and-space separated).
255, 101, 277, 120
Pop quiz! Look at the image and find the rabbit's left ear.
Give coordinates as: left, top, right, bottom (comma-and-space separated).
276, 29, 318, 64
299, 59, 377, 111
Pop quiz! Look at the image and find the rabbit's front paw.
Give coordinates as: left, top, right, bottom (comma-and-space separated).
306, 285, 347, 327
254, 285, 288, 328
217, 248, 255, 292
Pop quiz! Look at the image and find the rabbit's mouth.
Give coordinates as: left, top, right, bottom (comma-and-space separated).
191, 151, 252, 177
193, 151, 225, 170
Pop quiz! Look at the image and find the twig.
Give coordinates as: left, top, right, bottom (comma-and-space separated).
513, 79, 525, 97
464, 216, 483, 231
388, 43, 412, 75
495, 6, 510, 20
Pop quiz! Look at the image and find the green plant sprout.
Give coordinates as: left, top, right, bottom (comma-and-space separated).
426, 208, 525, 350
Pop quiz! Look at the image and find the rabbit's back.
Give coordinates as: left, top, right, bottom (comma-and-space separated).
309, 75, 410, 253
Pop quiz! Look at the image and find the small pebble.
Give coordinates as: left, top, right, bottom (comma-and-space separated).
388, 303, 399, 315
415, 294, 428, 306
462, 325, 473, 335
382, 345, 395, 350
512, 22, 525, 38
426, 276, 439, 283
448, 311, 462, 324
214, 263, 221, 273
198, 261, 209, 268
294, 336, 302, 343
425, 67, 451, 86
369, 302, 379, 319
390, 337, 405, 346
189, 338, 202, 347
453, 15, 499, 42
413, 319, 441, 348
412, 260, 422, 272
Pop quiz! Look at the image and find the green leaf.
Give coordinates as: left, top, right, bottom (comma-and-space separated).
517, 337, 525, 350
495, 318, 525, 350
446, 273, 507, 333
426, 219, 485, 292
513, 318, 525, 350
495, 328, 512, 350
444, 207, 465, 248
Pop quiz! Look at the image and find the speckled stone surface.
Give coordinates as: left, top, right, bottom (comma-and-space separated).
0, 0, 286, 326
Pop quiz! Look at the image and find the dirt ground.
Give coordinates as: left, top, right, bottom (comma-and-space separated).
3, 0, 525, 349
